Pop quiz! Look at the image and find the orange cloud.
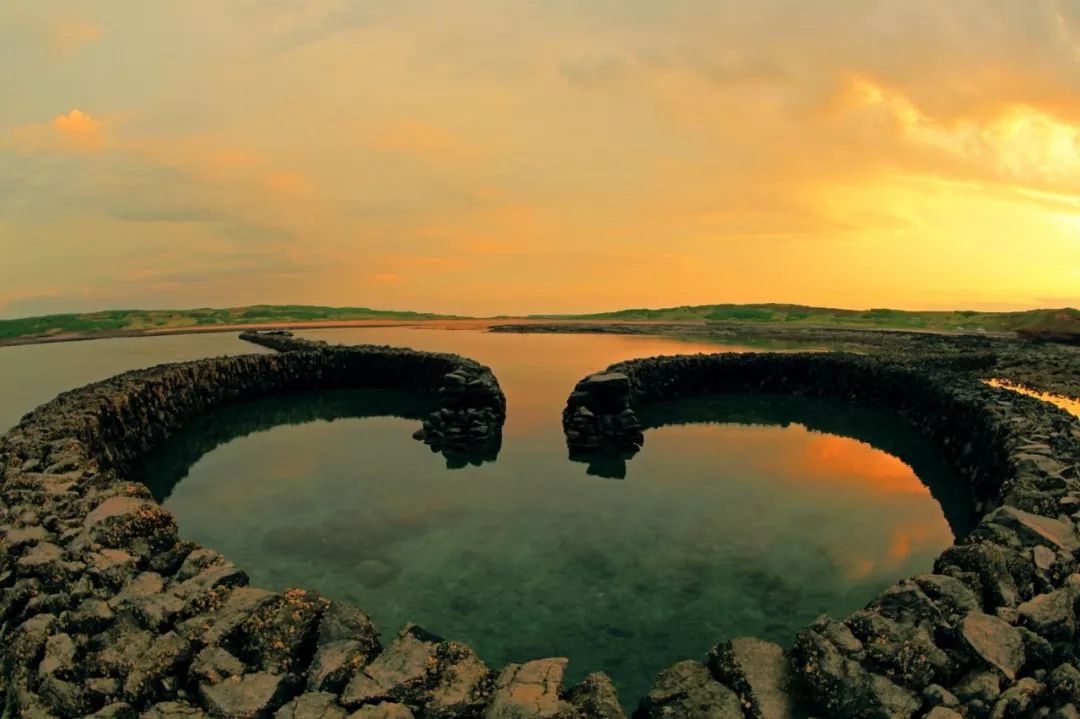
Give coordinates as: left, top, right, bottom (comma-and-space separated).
369, 273, 401, 284
7, 109, 106, 153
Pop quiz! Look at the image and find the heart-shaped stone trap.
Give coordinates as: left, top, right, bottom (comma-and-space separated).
142, 388, 961, 706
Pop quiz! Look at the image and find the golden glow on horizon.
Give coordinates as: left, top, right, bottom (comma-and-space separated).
1, 2, 1078, 316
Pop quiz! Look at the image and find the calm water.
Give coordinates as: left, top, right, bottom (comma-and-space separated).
1, 328, 962, 705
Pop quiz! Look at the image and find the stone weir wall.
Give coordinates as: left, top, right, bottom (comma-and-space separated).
0, 341, 562, 719
565, 351, 1080, 719
239, 331, 505, 461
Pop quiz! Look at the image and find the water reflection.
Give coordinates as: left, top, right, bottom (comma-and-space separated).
134, 388, 499, 500
572, 394, 973, 538
986, 378, 1080, 419
96, 328, 958, 706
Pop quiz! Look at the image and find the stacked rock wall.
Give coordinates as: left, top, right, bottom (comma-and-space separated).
564, 351, 1080, 718
0, 341, 554, 719
2, 341, 1079, 718
239, 331, 505, 462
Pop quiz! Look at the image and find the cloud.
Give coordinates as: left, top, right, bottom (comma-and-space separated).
1, 0, 1078, 315
7, 109, 106, 153
47, 19, 101, 57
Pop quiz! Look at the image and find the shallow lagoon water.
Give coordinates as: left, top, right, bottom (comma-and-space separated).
118, 327, 963, 705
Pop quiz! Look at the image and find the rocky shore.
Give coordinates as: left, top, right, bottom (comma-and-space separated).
1, 333, 1078, 718
563, 351, 1080, 718
494, 323, 1080, 400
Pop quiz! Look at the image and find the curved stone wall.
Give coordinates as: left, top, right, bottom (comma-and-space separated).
563, 351, 1080, 718
239, 331, 505, 463
0, 340, 538, 719
2, 341, 1079, 718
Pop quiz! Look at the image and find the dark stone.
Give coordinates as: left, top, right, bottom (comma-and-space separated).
485, 658, 575, 719
566, 672, 624, 719
198, 672, 301, 718
273, 691, 348, 719
707, 637, 795, 719
958, 612, 1025, 680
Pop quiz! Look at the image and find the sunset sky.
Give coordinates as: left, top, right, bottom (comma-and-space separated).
1, 1, 1078, 317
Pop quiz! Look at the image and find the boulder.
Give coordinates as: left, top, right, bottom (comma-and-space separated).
707, 637, 795, 719
565, 673, 624, 719
141, 701, 209, 718
635, 660, 744, 719
485, 658, 576, 719
347, 704, 415, 719
308, 640, 369, 693
199, 672, 301, 718
958, 612, 1025, 680
1017, 587, 1077, 640
987, 507, 1080, 553
274, 692, 348, 719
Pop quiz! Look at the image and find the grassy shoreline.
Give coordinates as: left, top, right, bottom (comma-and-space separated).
1, 303, 1077, 347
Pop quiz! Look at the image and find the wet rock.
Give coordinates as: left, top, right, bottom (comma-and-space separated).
199, 672, 301, 718
88, 703, 137, 718
39, 673, 89, 716
179, 586, 279, 648
308, 640, 369, 693
347, 703, 415, 719
936, 543, 1020, 609
364, 625, 436, 698
1052, 663, 1080, 704
317, 602, 381, 658
790, 624, 919, 719
274, 692, 348, 719
121, 631, 193, 705
10, 612, 57, 668
425, 641, 493, 718
846, 610, 950, 687
192, 646, 246, 686
485, 658, 576, 719
240, 588, 328, 673
922, 683, 960, 709
111, 571, 185, 630
87, 622, 155, 677
83, 496, 178, 552
924, 708, 963, 719
38, 632, 77, 679
988, 507, 1080, 553
1017, 586, 1077, 640
341, 671, 389, 708
952, 669, 1002, 704
141, 701, 209, 718
565, 673, 624, 719
914, 574, 981, 623
635, 660, 743, 719
958, 612, 1025, 680
707, 637, 795, 719
988, 677, 1044, 719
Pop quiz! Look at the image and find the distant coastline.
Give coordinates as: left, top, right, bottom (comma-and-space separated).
0, 303, 1077, 347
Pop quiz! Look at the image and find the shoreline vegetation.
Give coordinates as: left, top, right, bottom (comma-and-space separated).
0, 303, 1077, 347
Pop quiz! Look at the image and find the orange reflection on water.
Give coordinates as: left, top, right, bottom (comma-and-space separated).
986, 379, 1080, 419
665, 424, 931, 495
648, 422, 954, 582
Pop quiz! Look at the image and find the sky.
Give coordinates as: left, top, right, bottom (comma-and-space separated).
1, 0, 1078, 318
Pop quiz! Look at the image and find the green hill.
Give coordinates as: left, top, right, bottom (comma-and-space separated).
2, 303, 1077, 344
0, 305, 459, 341
532, 304, 1080, 336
